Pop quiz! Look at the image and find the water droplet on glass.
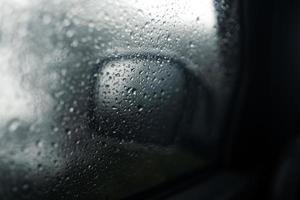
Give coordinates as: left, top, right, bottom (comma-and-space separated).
7, 119, 21, 132
22, 184, 29, 191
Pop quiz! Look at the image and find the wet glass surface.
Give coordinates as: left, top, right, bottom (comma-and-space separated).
0, 0, 239, 199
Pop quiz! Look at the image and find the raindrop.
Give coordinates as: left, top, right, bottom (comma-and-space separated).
7, 119, 21, 133
42, 14, 52, 24
127, 87, 137, 95
189, 42, 195, 48
70, 40, 79, 47
11, 187, 18, 193
51, 142, 58, 148
66, 129, 72, 136
66, 30, 75, 38
69, 107, 74, 113
22, 184, 29, 191
166, 34, 172, 41
37, 164, 43, 171
36, 140, 43, 148
137, 9, 144, 16
137, 105, 143, 112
